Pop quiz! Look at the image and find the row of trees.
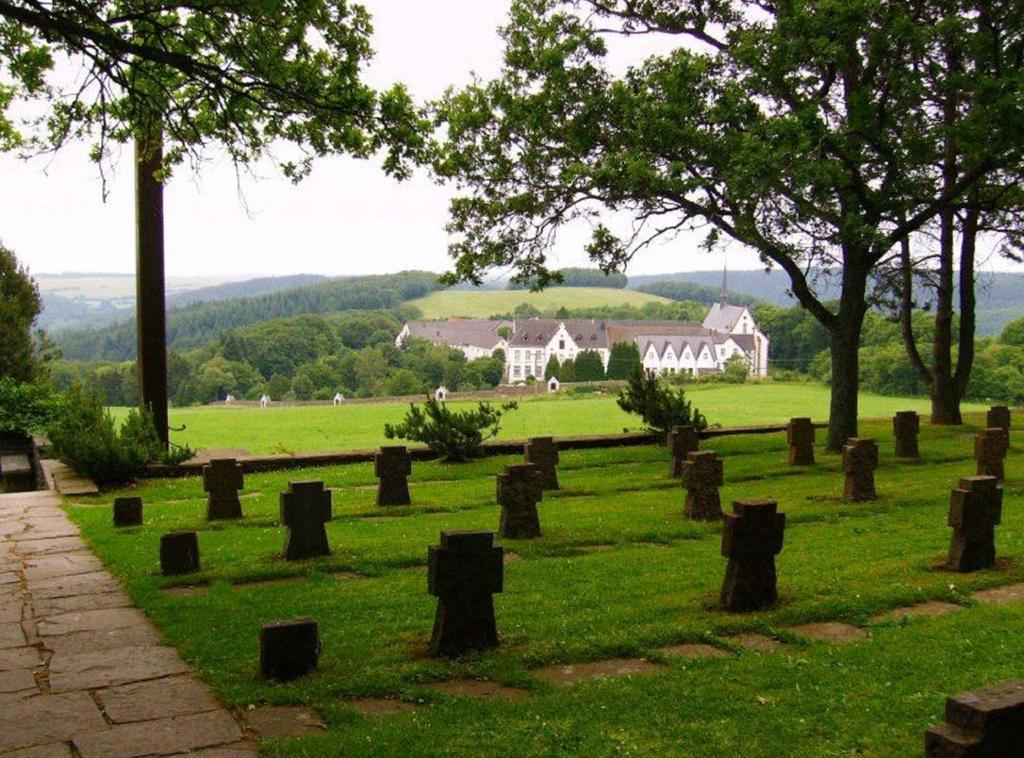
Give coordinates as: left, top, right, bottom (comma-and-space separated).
433, 0, 1024, 449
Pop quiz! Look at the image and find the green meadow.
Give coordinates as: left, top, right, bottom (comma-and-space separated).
404, 286, 673, 319
123, 383, 988, 455
67, 411, 1024, 756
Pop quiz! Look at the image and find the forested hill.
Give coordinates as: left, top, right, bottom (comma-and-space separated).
55, 271, 443, 361
165, 274, 326, 308
629, 269, 1024, 335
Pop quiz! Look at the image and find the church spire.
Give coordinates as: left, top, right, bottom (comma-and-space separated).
720, 258, 728, 306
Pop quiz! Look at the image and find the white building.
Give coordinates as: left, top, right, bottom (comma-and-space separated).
397, 297, 769, 382
395, 319, 510, 361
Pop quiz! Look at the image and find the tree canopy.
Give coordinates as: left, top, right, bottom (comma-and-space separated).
432, 0, 1024, 449
0, 244, 42, 381
0, 0, 425, 177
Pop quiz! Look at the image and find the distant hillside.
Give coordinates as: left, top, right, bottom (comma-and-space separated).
405, 287, 675, 319
55, 271, 443, 361
38, 273, 326, 333
634, 280, 761, 308
628, 269, 1024, 335
165, 274, 326, 308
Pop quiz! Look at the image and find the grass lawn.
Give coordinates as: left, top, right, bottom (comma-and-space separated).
132, 383, 989, 456
67, 411, 1024, 756
405, 287, 674, 319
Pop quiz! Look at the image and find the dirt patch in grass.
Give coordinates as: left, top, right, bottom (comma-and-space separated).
660, 643, 728, 660
787, 622, 868, 643
345, 698, 418, 716
972, 583, 1024, 605
233, 576, 307, 591
425, 680, 529, 700
503, 552, 522, 564
870, 601, 963, 624
244, 705, 326, 737
531, 658, 665, 686
729, 633, 784, 652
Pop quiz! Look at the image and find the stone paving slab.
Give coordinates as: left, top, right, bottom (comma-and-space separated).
27, 571, 122, 599
73, 709, 243, 758
3, 743, 75, 758
41, 623, 161, 654
870, 601, 962, 624
0, 646, 40, 671
0, 667, 37, 694
49, 645, 191, 692
23, 553, 105, 581
33, 589, 132, 617
37, 606, 149, 637
531, 658, 665, 686
98, 675, 222, 724
0, 692, 108, 752
660, 643, 728, 660
730, 633, 785, 652
0, 620, 27, 649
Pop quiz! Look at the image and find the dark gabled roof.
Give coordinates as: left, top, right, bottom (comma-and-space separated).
404, 319, 510, 350
727, 333, 757, 353
508, 319, 608, 348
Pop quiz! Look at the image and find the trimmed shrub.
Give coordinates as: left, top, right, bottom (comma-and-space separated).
384, 398, 517, 462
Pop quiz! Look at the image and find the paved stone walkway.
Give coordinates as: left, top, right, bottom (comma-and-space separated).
0, 490, 255, 757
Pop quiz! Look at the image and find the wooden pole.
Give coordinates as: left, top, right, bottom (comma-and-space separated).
135, 134, 169, 448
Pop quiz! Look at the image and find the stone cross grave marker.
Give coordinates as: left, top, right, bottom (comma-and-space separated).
497, 463, 543, 539
892, 411, 920, 458
160, 531, 199, 575
427, 530, 503, 657
375, 446, 412, 506
668, 425, 700, 478
720, 499, 786, 612
947, 475, 1002, 572
681, 450, 724, 521
203, 458, 244, 520
524, 436, 559, 490
843, 438, 879, 501
786, 418, 815, 465
260, 618, 321, 681
113, 496, 143, 527
281, 481, 333, 561
925, 679, 1024, 756
987, 405, 1011, 432
975, 427, 1009, 482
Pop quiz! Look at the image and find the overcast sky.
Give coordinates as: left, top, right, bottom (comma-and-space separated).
2, 1, 1021, 281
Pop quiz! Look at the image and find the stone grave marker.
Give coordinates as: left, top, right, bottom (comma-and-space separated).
497, 463, 543, 539
843, 438, 879, 501
681, 450, 724, 521
925, 679, 1024, 755
947, 475, 1002, 572
987, 405, 1011, 432
975, 428, 1009, 482
113, 496, 143, 527
203, 458, 244, 520
260, 618, 321, 680
281, 481, 333, 560
428, 530, 503, 657
668, 425, 700, 478
892, 411, 920, 458
720, 499, 786, 612
160, 531, 200, 575
375, 446, 412, 506
786, 418, 815, 465
524, 436, 559, 490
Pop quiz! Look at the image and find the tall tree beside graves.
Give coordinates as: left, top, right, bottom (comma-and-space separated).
0, 245, 42, 381
1, 0, 426, 443
573, 350, 605, 382
606, 342, 641, 380
877, 5, 1024, 425
432, 0, 1024, 450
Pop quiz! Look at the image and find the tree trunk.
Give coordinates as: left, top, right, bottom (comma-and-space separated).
135, 134, 169, 449
825, 266, 869, 452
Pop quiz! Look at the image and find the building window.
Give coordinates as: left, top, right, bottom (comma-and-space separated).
559, 339, 565, 350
